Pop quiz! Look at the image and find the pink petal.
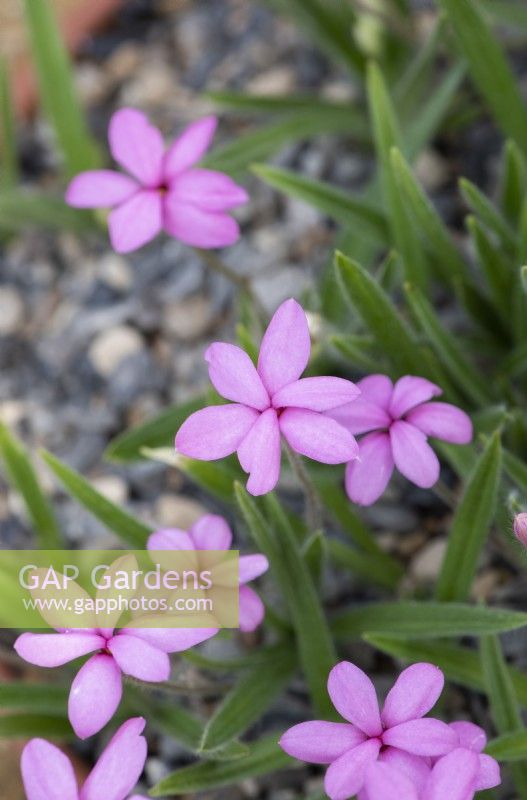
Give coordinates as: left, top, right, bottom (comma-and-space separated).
205, 343, 269, 410
239, 554, 269, 584
381, 663, 444, 728
327, 398, 391, 435
405, 402, 473, 444
324, 739, 381, 800
379, 747, 431, 794
22, 739, 78, 800
238, 585, 266, 632
175, 404, 259, 460
344, 431, 394, 506
14, 632, 104, 668
365, 761, 419, 800
280, 408, 359, 464
108, 108, 164, 186
257, 299, 311, 396
383, 718, 458, 756
425, 749, 479, 800
327, 662, 382, 736
164, 116, 218, 179
272, 376, 360, 412
108, 190, 162, 253
449, 721, 486, 753
69, 653, 122, 739
191, 514, 233, 550
66, 170, 138, 208
389, 420, 441, 489
476, 753, 501, 790
169, 168, 248, 210
357, 374, 393, 409
122, 627, 218, 653
238, 407, 281, 495
389, 375, 442, 419
147, 528, 195, 551
279, 721, 366, 764
80, 717, 147, 800
164, 197, 240, 248
108, 632, 170, 682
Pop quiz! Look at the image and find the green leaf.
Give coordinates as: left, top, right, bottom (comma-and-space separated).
332, 600, 527, 640
404, 282, 493, 406
327, 538, 402, 591
481, 635, 527, 794
487, 731, 527, 762
199, 644, 296, 753
41, 450, 151, 547
460, 177, 517, 252
485, 1, 527, 31
436, 431, 502, 602
0, 714, 72, 739
252, 164, 388, 242
501, 140, 526, 225
105, 397, 206, 462
0, 424, 62, 548
367, 62, 428, 287
0, 60, 18, 188
150, 734, 295, 796
330, 333, 386, 374
438, 0, 527, 153
236, 486, 336, 717
142, 447, 239, 506
467, 215, 513, 324
0, 191, 95, 233
504, 447, 527, 495
0, 682, 68, 714
23, 0, 99, 174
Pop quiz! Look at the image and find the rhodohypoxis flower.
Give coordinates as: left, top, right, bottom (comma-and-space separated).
15, 615, 217, 739
21, 717, 148, 800
440, 722, 500, 792
148, 513, 269, 632
176, 298, 360, 495
279, 661, 457, 800
326, 374, 473, 505
66, 109, 248, 253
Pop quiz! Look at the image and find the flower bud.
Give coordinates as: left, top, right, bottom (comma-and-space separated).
513, 513, 527, 547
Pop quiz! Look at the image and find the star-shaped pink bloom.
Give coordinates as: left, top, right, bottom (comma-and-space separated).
15, 621, 217, 739
176, 298, 360, 495
279, 661, 457, 800
147, 513, 269, 632
21, 717, 148, 800
66, 109, 248, 253
326, 374, 473, 505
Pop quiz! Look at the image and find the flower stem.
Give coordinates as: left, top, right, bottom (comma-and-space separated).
193, 247, 268, 322
285, 443, 324, 533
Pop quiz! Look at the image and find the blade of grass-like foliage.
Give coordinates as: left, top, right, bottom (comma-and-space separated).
105, 397, 206, 462
332, 600, 526, 639
404, 283, 493, 406
41, 450, 151, 547
438, 0, 527, 153
0, 191, 95, 233
504, 447, 527, 495
236, 485, 336, 717
485, 1, 527, 31
460, 178, 517, 252
468, 215, 513, 324
331, 333, 386, 374
0, 683, 68, 714
23, 0, 99, 174
252, 164, 388, 242
501, 140, 526, 225
0, 61, 18, 188
367, 62, 428, 287
183, 643, 293, 671
0, 424, 62, 548
151, 734, 295, 796
143, 447, 239, 505
487, 731, 527, 762
199, 644, 296, 753
436, 431, 502, 602
327, 538, 402, 591
481, 635, 527, 794
0, 715, 72, 738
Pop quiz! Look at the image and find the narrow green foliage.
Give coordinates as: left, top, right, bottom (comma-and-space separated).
0, 191, 95, 233
436, 432, 502, 602
438, 0, 527, 152
327, 538, 402, 591
0, 682, 68, 714
0, 424, 62, 548
0, 715, 72, 739
501, 140, 526, 224
23, 0, 99, 174
468, 215, 513, 323
487, 731, 527, 762
460, 178, 517, 252
0, 61, 18, 188
41, 450, 151, 547
404, 63, 465, 159
143, 447, 239, 505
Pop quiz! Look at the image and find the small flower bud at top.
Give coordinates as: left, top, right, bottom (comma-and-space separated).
513, 513, 527, 547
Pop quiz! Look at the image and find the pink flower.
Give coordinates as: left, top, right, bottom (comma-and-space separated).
326, 374, 473, 506
514, 512, 527, 548
15, 621, 217, 739
438, 722, 500, 792
279, 661, 457, 800
21, 716, 148, 800
176, 298, 360, 495
148, 513, 269, 632
66, 109, 248, 253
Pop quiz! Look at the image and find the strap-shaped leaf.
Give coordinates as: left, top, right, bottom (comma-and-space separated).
436, 431, 502, 602
0, 191, 94, 234
0, 424, 62, 548
143, 446, 239, 505
0, 714, 72, 738
42, 450, 151, 547
468, 215, 513, 324
487, 731, 527, 762
0, 682, 68, 714
501, 140, 527, 225
0, 60, 18, 189
460, 177, 517, 252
